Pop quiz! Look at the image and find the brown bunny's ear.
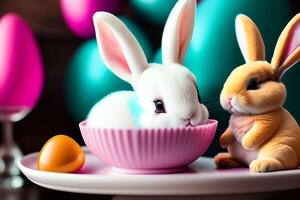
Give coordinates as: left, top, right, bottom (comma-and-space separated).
271, 13, 300, 80
235, 14, 266, 63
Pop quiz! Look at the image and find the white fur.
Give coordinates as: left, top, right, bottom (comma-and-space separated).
87, 0, 208, 128
87, 91, 136, 128
162, 0, 196, 64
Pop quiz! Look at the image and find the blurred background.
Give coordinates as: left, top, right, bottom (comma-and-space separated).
0, 0, 300, 162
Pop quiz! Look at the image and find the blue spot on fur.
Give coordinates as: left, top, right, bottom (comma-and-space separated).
128, 94, 142, 127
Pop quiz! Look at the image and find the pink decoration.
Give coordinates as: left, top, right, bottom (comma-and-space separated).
79, 120, 217, 174
60, 0, 121, 38
0, 13, 43, 109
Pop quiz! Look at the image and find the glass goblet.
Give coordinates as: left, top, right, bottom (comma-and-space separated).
0, 106, 31, 189
0, 13, 44, 189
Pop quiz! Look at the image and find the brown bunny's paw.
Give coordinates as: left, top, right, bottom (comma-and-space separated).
250, 158, 284, 173
242, 135, 257, 150
214, 153, 246, 169
219, 129, 235, 148
220, 135, 233, 148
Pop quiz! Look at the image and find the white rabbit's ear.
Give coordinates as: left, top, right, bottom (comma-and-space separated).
93, 12, 148, 84
235, 14, 265, 63
161, 0, 196, 65
271, 13, 300, 80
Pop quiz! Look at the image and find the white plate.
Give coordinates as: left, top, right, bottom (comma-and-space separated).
18, 148, 300, 196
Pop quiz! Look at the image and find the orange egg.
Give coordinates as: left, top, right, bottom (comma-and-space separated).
37, 135, 85, 173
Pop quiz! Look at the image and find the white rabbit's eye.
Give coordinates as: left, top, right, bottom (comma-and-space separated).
153, 99, 166, 113
247, 78, 259, 90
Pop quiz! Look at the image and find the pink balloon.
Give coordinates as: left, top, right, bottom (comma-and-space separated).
60, 0, 121, 38
0, 13, 44, 109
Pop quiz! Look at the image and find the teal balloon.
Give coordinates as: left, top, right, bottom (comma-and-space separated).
119, 16, 152, 60
129, 0, 178, 25
65, 39, 132, 122
152, 48, 162, 63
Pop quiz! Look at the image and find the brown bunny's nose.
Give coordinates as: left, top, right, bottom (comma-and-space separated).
227, 97, 233, 107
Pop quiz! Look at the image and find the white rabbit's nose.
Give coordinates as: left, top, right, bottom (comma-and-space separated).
182, 111, 195, 121
185, 119, 192, 126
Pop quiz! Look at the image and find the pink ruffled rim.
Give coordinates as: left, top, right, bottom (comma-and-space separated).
79, 119, 218, 131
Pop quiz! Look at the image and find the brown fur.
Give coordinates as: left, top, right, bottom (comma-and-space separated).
215, 14, 300, 172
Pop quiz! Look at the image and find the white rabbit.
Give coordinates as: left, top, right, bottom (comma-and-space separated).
87, 0, 208, 128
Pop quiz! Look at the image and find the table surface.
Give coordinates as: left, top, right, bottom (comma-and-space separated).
1, 179, 300, 200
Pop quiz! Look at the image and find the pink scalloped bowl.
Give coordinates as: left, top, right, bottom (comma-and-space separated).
79, 120, 218, 174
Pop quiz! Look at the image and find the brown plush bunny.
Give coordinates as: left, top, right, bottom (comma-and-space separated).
214, 13, 300, 173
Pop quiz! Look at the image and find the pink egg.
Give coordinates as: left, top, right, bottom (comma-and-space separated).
0, 13, 43, 109
60, 0, 121, 38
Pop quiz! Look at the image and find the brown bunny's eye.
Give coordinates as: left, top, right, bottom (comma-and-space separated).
153, 99, 166, 113
247, 78, 259, 90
